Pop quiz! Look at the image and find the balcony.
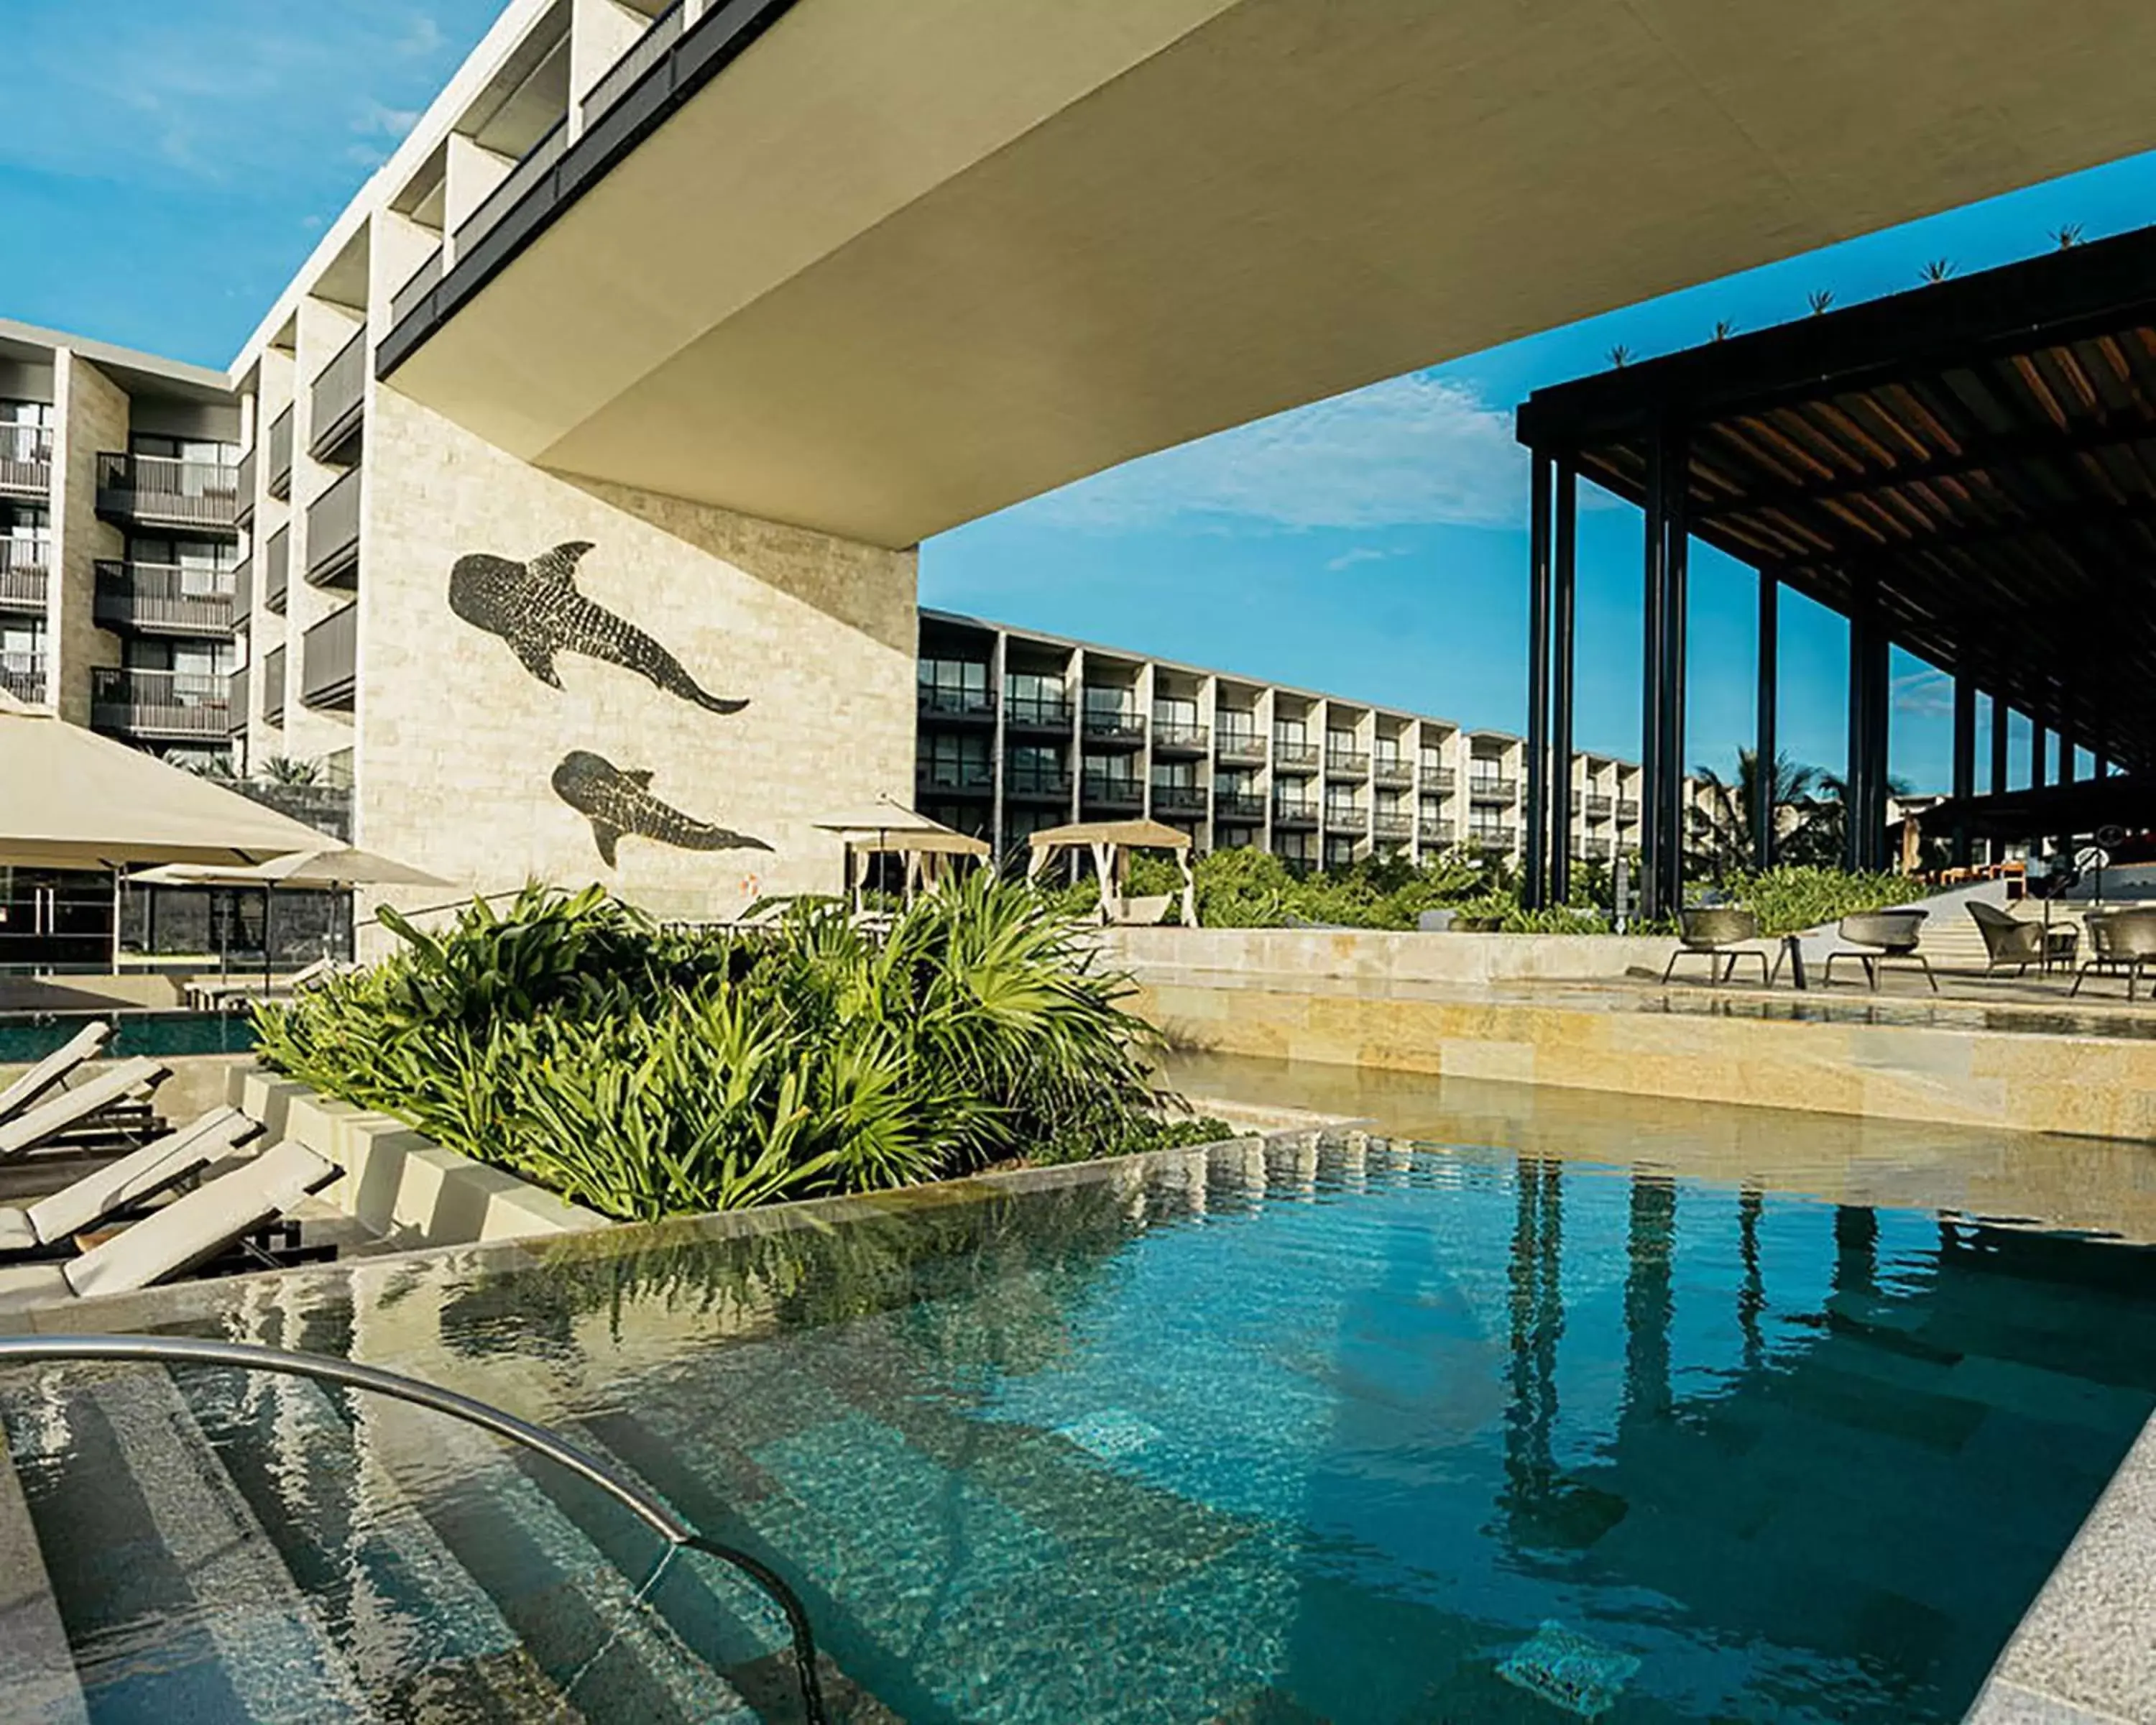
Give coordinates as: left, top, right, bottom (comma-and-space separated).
1272, 799, 1319, 829
918, 683, 994, 723
0, 423, 52, 499
1153, 783, 1209, 817
93, 562, 236, 636
390, 249, 443, 331
1215, 791, 1266, 823
1617, 798, 1641, 825
301, 603, 358, 709
267, 406, 294, 499
1468, 824, 1519, 852
234, 556, 252, 620
1003, 765, 1072, 803
1418, 817, 1455, 845
0, 650, 44, 703
1585, 794, 1614, 821
0, 540, 49, 612
1373, 811, 1414, 842
1081, 707, 1146, 747
1324, 749, 1369, 780
1322, 804, 1367, 832
307, 468, 362, 586
91, 667, 230, 740
1215, 729, 1266, 765
454, 115, 568, 262
226, 671, 249, 736
1003, 693, 1072, 731
1151, 722, 1210, 757
582, 0, 686, 129
235, 448, 257, 528
96, 453, 239, 534
262, 646, 286, 726
916, 759, 993, 796
1576, 836, 1614, 862
1372, 756, 1412, 788
1468, 775, 1519, 804
1080, 775, 1143, 811
264, 526, 290, 613
1272, 740, 1319, 773
310, 328, 368, 461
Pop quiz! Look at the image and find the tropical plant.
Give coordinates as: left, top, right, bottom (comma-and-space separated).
1606, 344, 1634, 368
2053, 223, 2084, 249
254, 878, 1187, 1221
1685, 749, 1831, 881
1710, 319, 1738, 341
1920, 257, 1957, 283
257, 755, 323, 786
1714, 865, 1930, 937
1807, 289, 1835, 316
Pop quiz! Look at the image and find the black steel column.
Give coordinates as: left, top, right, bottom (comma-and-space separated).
2058, 717, 2076, 785
1550, 461, 1577, 903
1524, 453, 1554, 910
2031, 722, 2048, 791
1989, 694, 2011, 866
1754, 573, 1778, 869
1657, 425, 1690, 917
1950, 673, 1974, 869
1866, 608, 1891, 871
1845, 594, 1867, 872
1640, 434, 1667, 920
1844, 576, 1890, 872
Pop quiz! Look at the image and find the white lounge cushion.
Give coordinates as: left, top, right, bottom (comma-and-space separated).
0, 1021, 113, 1123
12, 1105, 259, 1251
0, 1057, 167, 1159
0, 1212, 33, 1254
0, 1263, 67, 1309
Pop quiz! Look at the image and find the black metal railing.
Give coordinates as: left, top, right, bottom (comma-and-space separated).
1323, 803, 1367, 830
1272, 740, 1320, 772
918, 684, 994, 719
1081, 709, 1146, 743
454, 116, 570, 259
1617, 799, 1641, 824
1577, 837, 1614, 862
1151, 722, 1210, 754
236, 447, 257, 525
1585, 794, 1614, 820
0, 539, 49, 610
1273, 798, 1319, 825
1468, 824, 1519, 851
1003, 765, 1072, 799
91, 666, 230, 737
1080, 775, 1143, 808
307, 467, 362, 584
1153, 783, 1209, 816
265, 525, 290, 612
1003, 694, 1072, 728
582, 0, 686, 128
267, 405, 295, 497
1419, 817, 1455, 843
1468, 775, 1518, 803
262, 645, 287, 725
1215, 791, 1266, 822
96, 452, 239, 530
93, 561, 236, 635
0, 1335, 829, 1725
1373, 811, 1414, 841
0, 423, 52, 496
1215, 729, 1266, 763
916, 759, 993, 792
234, 556, 253, 618
1324, 749, 1370, 778
1372, 756, 1413, 787
0, 650, 45, 702
310, 328, 368, 459
390, 248, 444, 328
302, 602, 358, 707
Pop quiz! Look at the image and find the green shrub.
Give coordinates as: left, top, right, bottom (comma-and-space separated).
1718, 865, 1930, 937
254, 878, 1175, 1221
1191, 847, 1484, 930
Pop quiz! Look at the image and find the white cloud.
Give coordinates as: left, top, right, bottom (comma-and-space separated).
1026, 372, 1531, 533
1325, 547, 1394, 572
1893, 668, 1953, 718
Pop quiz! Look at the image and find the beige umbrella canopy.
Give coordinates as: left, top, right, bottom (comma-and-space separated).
813, 796, 987, 904
0, 704, 328, 869
132, 847, 453, 889
1026, 819, 1197, 926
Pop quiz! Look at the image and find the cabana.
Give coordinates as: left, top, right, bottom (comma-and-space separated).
811, 801, 990, 908
1025, 819, 1197, 927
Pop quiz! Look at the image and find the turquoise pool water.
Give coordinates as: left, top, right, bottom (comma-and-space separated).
6, 1128, 2156, 1721
0, 1009, 258, 1063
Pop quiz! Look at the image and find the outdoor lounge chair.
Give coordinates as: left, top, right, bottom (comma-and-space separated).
0, 1139, 338, 1312
1968, 901, 2049, 978
2071, 907, 2156, 1000
1663, 907, 1772, 985
185, 957, 346, 1013
1822, 909, 1936, 993
0, 1106, 260, 1256
0, 1057, 167, 1159
0, 1020, 113, 1125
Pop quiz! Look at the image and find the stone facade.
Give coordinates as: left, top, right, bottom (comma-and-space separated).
47, 352, 126, 727
355, 386, 917, 920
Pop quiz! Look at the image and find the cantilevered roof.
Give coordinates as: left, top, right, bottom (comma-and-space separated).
1516, 224, 2156, 775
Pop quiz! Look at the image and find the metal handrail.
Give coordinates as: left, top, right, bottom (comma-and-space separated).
0, 1333, 828, 1724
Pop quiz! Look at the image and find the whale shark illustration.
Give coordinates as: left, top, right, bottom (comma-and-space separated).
550, 750, 772, 868
449, 540, 748, 714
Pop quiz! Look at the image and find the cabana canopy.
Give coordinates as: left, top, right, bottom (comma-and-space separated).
131, 847, 454, 889
1025, 819, 1197, 926
813, 798, 987, 905
1024, 819, 1193, 852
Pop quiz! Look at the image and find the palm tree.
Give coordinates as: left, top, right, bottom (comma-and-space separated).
1920, 257, 1957, 284
1807, 289, 1835, 316
1685, 749, 1829, 879
1606, 343, 1634, 368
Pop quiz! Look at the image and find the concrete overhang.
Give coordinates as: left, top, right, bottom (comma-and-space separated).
385, 0, 2156, 550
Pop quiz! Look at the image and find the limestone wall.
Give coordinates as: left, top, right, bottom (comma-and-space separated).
356, 386, 917, 921
48, 353, 127, 725
1099, 924, 1679, 985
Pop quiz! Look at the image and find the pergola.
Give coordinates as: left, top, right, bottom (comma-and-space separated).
1514, 224, 2156, 916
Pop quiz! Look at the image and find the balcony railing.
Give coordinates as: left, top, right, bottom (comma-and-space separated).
1080, 776, 1143, 809
235, 447, 257, 527
918, 684, 994, 720
301, 603, 358, 709
1468, 775, 1519, 804
226, 671, 250, 735
267, 405, 295, 498
1151, 722, 1210, 755
1081, 708, 1146, 744
1418, 817, 1455, 844
390, 248, 444, 331
93, 562, 236, 635
0, 650, 44, 703
1576, 837, 1614, 862
1273, 799, 1319, 827
234, 556, 252, 619
1468, 824, 1519, 852
454, 116, 569, 261
0, 423, 52, 497
1272, 740, 1320, 773
1372, 756, 1412, 788
307, 467, 362, 584
1215, 729, 1266, 764
1003, 694, 1072, 729
1322, 804, 1367, 830
96, 453, 239, 532
1215, 791, 1266, 822
1585, 794, 1614, 821
1003, 766, 1072, 800
916, 760, 993, 794
91, 667, 230, 738
265, 525, 290, 613
1617, 799, 1641, 824
1152, 783, 1209, 816
1373, 812, 1414, 841
1324, 749, 1369, 778
581, 0, 685, 129
262, 646, 286, 725
0, 540, 50, 612
310, 328, 368, 460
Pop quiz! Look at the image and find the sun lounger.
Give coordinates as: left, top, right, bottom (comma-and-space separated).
0, 1139, 338, 1311
0, 1106, 261, 1256
0, 1021, 113, 1125
187, 957, 348, 1011
0, 1057, 167, 1160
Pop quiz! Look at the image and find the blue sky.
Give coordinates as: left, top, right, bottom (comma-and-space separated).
3, 4, 2150, 791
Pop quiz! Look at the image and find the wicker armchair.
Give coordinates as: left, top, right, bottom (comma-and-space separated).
1663, 906, 1771, 985
1822, 909, 1935, 992
1967, 901, 2047, 978
2071, 908, 2156, 1000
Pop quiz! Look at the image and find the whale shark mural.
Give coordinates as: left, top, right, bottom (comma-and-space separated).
550, 750, 771, 868
450, 540, 748, 714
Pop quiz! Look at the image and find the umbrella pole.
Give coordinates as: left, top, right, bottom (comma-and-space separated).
262, 886, 274, 991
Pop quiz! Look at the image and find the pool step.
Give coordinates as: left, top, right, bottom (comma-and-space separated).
0, 1433, 88, 1725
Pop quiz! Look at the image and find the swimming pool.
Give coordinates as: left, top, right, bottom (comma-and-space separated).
5, 1111, 2155, 1722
